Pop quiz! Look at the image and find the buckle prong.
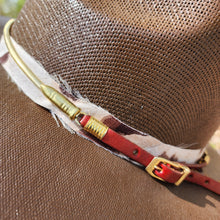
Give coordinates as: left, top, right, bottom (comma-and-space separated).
146, 157, 190, 186
154, 165, 162, 172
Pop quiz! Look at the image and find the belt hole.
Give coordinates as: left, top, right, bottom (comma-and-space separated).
205, 180, 209, 184
133, 149, 139, 156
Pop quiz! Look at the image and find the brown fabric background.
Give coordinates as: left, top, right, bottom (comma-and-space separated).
1, 21, 220, 219
11, 0, 220, 150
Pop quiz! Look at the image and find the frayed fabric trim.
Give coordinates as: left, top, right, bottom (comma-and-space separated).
0, 36, 205, 164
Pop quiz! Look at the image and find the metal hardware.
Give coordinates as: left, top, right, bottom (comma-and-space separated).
75, 112, 86, 126
84, 117, 108, 140
145, 157, 190, 186
4, 19, 81, 120
41, 85, 81, 119
198, 151, 210, 165
4, 19, 42, 89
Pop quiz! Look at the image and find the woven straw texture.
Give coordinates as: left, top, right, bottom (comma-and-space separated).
11, 0, 220, 149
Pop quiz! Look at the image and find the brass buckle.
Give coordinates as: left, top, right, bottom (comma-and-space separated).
198, 151, 210, 165
145, 157, 191, 186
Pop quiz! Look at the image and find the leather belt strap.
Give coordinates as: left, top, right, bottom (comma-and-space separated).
4, 19, 220, 195
79, 115, 220, 195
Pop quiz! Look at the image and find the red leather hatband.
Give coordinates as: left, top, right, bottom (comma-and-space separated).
80, 115, 220, 195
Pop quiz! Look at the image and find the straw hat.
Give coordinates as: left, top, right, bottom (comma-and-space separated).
1, 0, 219, 218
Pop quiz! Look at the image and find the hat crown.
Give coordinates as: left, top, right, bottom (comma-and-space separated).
11, 0, 220, 149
